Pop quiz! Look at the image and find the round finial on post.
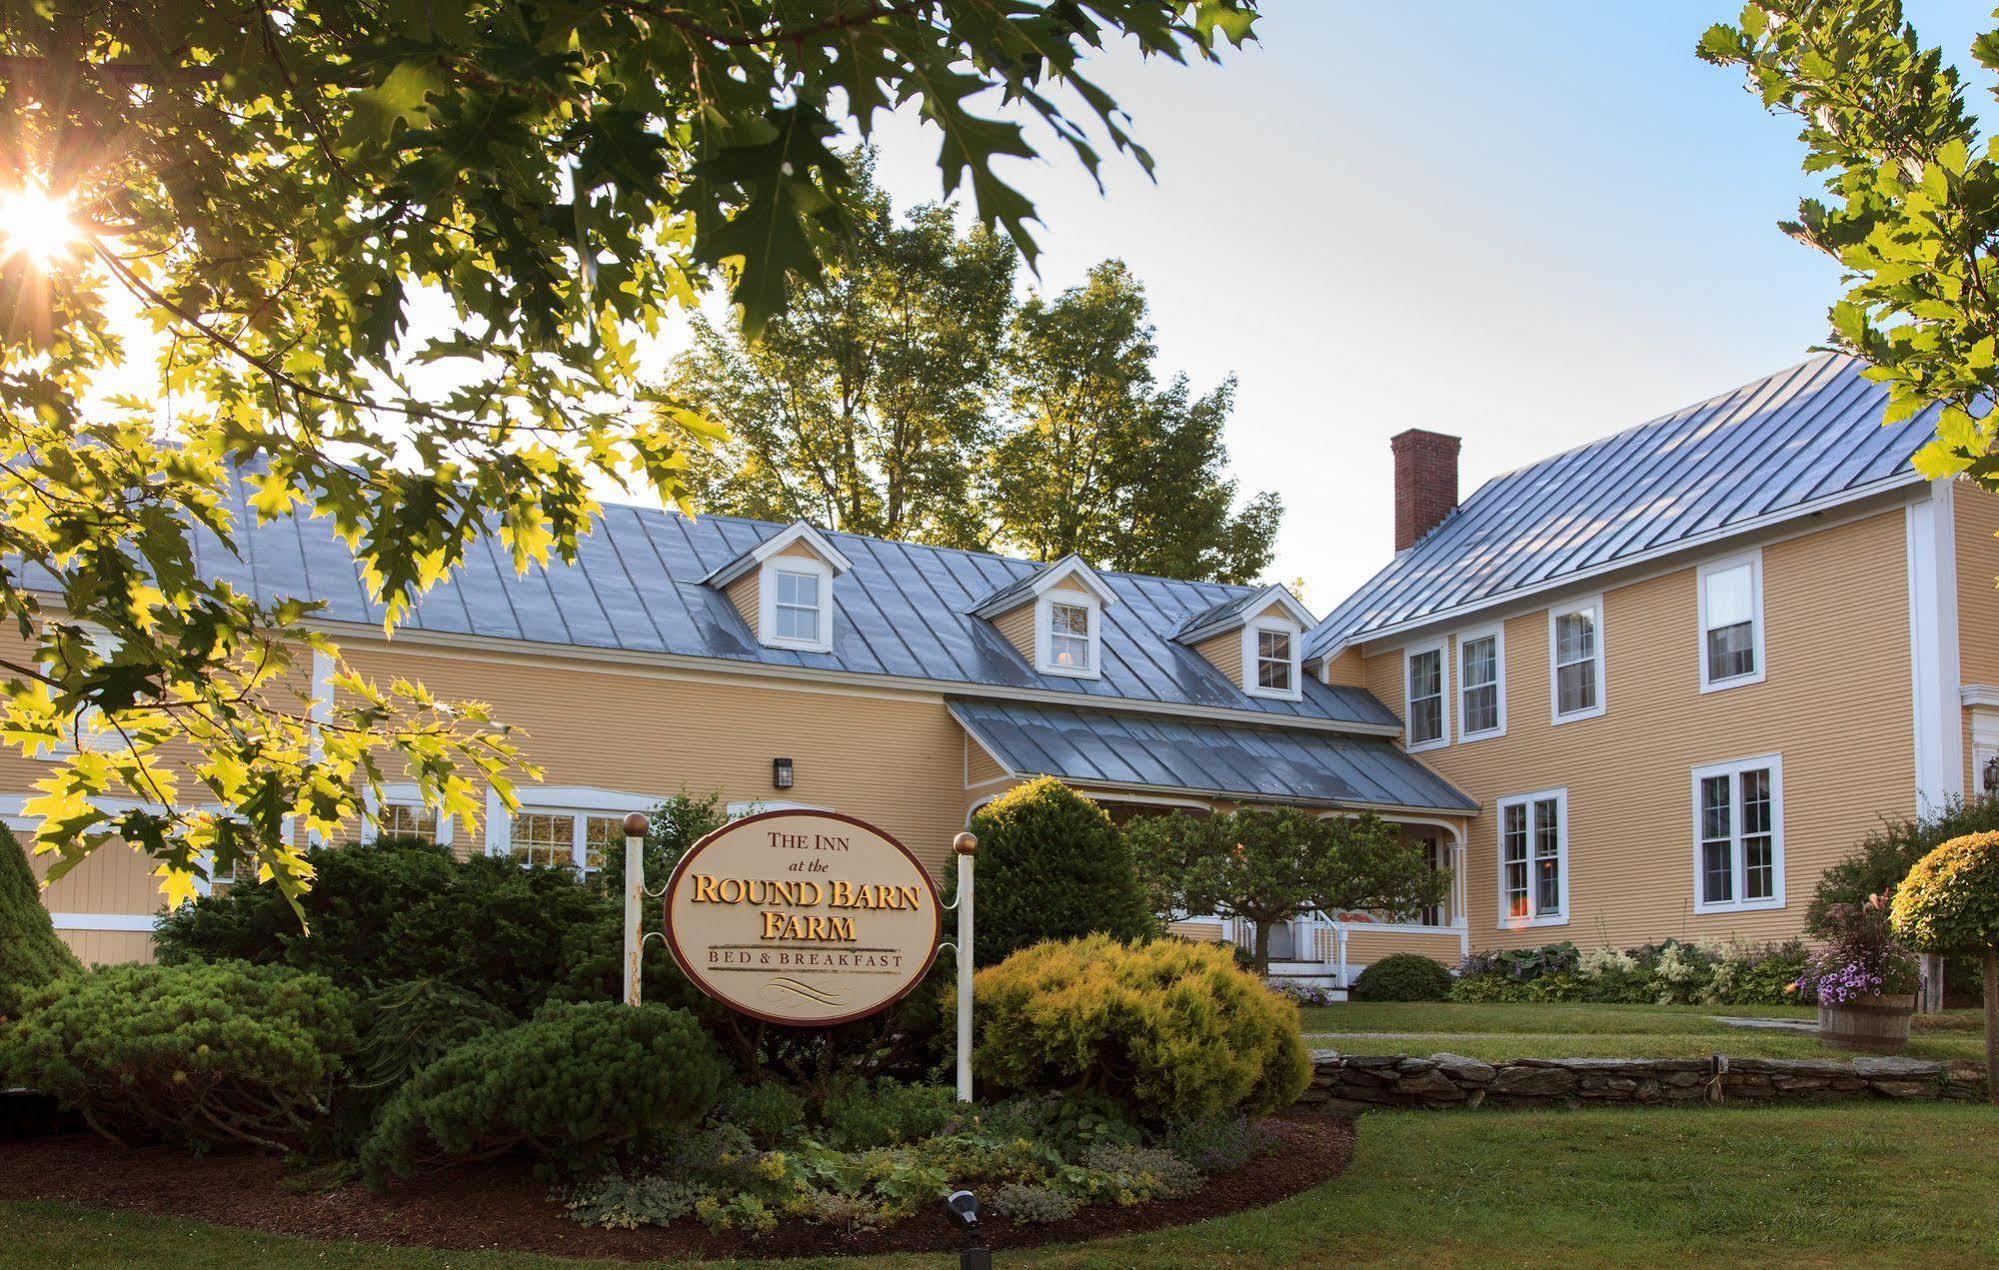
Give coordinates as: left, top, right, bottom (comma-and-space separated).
953, 831, 978, 856
623, 811, 649, 837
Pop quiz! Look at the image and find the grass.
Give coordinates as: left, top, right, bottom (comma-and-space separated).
1297, 1001, 1989, 1063
6, 1104, 1998, 1268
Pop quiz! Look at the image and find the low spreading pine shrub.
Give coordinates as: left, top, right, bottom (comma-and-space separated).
970, 935, 1310, 1121
0, 962, 354, 1151
360, 1001, 726, 1187
1349, 953, 1452, 1002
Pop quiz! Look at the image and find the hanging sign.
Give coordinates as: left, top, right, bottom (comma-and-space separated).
661, 809, 942, 1026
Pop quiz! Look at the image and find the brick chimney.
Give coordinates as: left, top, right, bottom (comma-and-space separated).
1391, 428, 1461, 552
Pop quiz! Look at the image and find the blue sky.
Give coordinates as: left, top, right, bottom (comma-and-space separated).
860, 0, 1987, 607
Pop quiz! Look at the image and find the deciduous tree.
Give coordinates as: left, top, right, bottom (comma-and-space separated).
0, 2, 1255, 905
1126, 807, 1445, 974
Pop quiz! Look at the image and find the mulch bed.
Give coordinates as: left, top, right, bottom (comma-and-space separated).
0, 1114, 1354, 1261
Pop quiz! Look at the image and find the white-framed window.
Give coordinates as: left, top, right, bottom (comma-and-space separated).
1243, 619, 1303, 701
1458, 624, 1505, 740
1035, 589, 1101, 679
1691, 754, 1784, 913
1404, 639, 1447, 750
485, 786, 655, 877
360, 785, 456, 848
1548, 596, 1605, 723
36, 620, 121, 758
1698, 550, 1765, 691
382, 803, 442, 844
757, 556, 835, 653
1497, 787, 1567, 927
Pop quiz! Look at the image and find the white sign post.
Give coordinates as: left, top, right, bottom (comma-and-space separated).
622, 811, 647, 1006
948, 831, 977, 1102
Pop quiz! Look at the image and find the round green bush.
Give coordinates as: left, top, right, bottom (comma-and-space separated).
0, 961, 354, 1150
969, 778, 1156, 966
970, 934, 1310, 1121
1349, 953, 1452, 1002
361, 1001, 726, 1187
1891, 831, 1999, 954
0, 825, 79, 1019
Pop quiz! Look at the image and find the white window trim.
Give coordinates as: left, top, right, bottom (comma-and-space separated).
1242, 617, 1304, 701
360, 783, 456, 848
485, 786, 658, 874
1403, 638, 1449, 751
1035, 589, 1102, 680
34, 620, 120, 760
1496, 786, 1569, 929
1697, 548, 1766, 693
1456, 622, 1506, 742
758, 556, 836, 653
1689, 753, 1786, 915
1548, 595, 1607, 724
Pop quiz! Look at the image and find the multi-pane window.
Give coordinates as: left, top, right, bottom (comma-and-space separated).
1693, 757, 1782, 911
1049, 602, 1092, 671
1406, 646, 1444, 746
1499, 790, 1565, 925
508, 810, 628, 875
1255, 627, 1293, 693
1700, 555, 1762, 688
773, 568, 822, 643
1460, 631, 1501, 736
39, 620, 121, 755
1551, 601, 1602, 720
381, 802, 439, 844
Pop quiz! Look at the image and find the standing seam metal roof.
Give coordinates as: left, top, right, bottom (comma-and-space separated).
1308, 353, 1938, 655
188, 469, 1402, 730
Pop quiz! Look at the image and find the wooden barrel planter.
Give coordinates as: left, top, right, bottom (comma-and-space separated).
1818, 993, 1917, 1054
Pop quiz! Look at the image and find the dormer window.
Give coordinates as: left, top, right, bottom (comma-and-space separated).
971, 554, 1118, 683
1041, 593, 1099, 676
771, 565, 825, 645
1175, 584, 1313, 703
702, 520, 853, 656
1244, 617, 1303, 701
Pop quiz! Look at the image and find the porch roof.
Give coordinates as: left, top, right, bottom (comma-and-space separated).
949, 698, 1477, 816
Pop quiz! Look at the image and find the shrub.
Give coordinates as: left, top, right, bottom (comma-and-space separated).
817, 1079, 958, 1150
0, 825, 79, 1018
1891, 832, 1999, 957
361, 1002, 727, 1186
330, 978, 515, 1150
971, 934, 1310, 1121
0, 962, 354, 1150
156, 839, 646, 1017
1349, 953, 1452, 1002
990, 1182, 1082, 1224
1447, 972, 1530, 1003
594, 790, 727, 899
1811, 796, 1999, 935
1702, 941, 1810, 1006
968, 779, 1155, 965
713, 1082, 807, 1148
1165, 1112, 1279, 1174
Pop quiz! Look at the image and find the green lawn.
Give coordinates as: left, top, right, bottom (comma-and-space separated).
1298, 1001, 1989, 1063
6, 1104, 1998, 1268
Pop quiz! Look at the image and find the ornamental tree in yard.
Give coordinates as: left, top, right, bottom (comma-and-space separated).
0, 824, 78, 1018
1889, 831, 1999, 1104
0, 2, 1255, 910
1127, 807, 1446, 975
967, 777, 1156, 966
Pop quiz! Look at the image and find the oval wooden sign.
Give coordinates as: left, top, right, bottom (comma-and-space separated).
661, 809, 942, 1026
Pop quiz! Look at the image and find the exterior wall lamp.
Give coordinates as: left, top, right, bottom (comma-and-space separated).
773, 757, 794, 790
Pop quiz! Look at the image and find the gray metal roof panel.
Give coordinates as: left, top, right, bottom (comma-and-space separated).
1310, 354, 1936, 653
950, 698, 1477, 813
204, 470, 1398, 729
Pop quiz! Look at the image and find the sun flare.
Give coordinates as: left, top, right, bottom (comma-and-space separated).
0, 187, 82, 267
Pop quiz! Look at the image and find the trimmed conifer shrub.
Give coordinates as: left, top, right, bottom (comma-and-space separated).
1350, 952, 1453, 1002
0, 825, 79, 1018
361, 1001, 726, 1186
0, 961, 354, 1150
968, 778, 1155, 965
970, 934, 1310, 1120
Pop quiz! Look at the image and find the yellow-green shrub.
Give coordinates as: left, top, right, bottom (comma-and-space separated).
1891, 831, 1999, 955
969, 935, 1309, 1120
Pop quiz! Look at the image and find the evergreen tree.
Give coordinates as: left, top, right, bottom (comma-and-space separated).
0, 826, 80, 1017
967, 778, 1156, 966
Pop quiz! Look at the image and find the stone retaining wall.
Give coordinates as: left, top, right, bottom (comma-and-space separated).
1296, 1051, 1988, 1113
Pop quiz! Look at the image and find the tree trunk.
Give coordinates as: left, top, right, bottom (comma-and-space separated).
1253, 919, 1274, 977
1985, 946, 1998, 1108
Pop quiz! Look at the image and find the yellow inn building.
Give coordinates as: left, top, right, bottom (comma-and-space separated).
19, 353, 1999, 987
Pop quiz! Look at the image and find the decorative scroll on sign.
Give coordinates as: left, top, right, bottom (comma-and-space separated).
661, 810, 942, 1026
